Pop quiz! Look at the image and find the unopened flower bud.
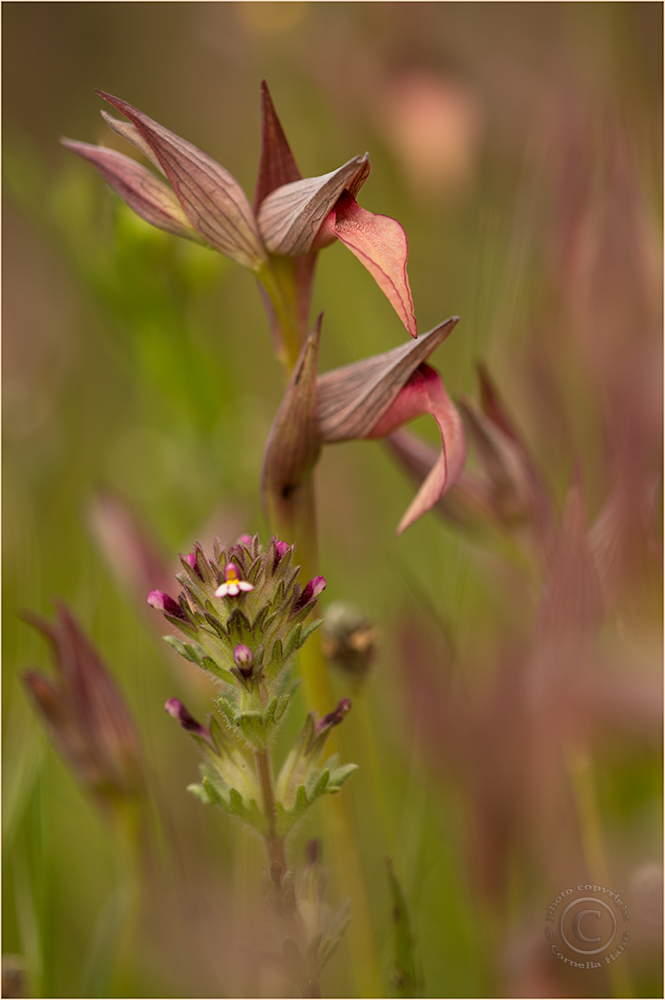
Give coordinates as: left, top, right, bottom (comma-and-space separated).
233, 644, 254, 677
273, 539, 291, 571
318, 697, 352, 732
184, 552, 203, 580
293, 576, 326, 614
165, 697, 218, 752
147, 589, 188, 620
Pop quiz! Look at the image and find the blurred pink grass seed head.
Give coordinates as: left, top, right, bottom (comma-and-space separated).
61, 82, 416, 337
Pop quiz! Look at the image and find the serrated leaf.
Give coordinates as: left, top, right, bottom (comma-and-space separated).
187, 782, 212, 805
328, 763, 359, 790
201, 776, 227, 809
216, 696, 237, 726
163, 635, 191, 658
274, 694, 290, 722
299, 617, 324, 645
314, 769, 330, 796
284, 623, 302, 659
296, 784, 308, 809
229, 787, 244, 812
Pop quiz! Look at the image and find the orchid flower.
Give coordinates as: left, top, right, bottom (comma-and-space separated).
61, 82, 416, 339
261, 316, 466, 535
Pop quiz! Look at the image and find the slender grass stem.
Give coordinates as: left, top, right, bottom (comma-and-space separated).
566, 741, 634, 999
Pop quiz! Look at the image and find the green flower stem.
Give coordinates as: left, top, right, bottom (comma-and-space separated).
255, 748, 286, 872
266, 254, 384, 999
257, 258, 303, 374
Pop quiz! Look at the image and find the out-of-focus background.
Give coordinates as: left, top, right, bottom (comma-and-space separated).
3, 3, 662, 997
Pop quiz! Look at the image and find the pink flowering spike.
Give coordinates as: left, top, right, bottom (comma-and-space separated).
254, 80, 302, 209
147, 589, 188, 620
99, 110, 165, 174
372, 364, 467, 535
317, 317, 458, 443
96, 91, 266, 270
257, 154, 370, 256
317, 190, 417, 338
60, 139, 202, 242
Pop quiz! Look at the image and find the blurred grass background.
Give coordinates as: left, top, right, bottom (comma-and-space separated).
3, 3, 662, 997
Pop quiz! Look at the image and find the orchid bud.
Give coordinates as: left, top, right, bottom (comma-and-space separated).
22, 605, 143, 808
293, 576, 327, 614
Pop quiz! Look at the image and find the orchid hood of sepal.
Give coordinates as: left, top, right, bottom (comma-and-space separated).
65, 91, 266, 270
316, 317, 466, 534
256, 129, 416, 338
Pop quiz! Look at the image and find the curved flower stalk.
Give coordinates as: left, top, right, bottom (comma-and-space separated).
261, 316, 466, 536
61, 82, 416, 349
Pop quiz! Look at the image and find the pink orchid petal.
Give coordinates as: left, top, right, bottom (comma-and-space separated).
317, 318, 458, 443
99, 111, 166, 174
367, 364, 466, 534
257, 155, 370, 256
323, 190, 417, 338
97, 92, 266, 270
61, 139, 201, 241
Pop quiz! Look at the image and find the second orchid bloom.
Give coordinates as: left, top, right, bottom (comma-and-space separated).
62, 82, 416, 340
262, 317, 467, 536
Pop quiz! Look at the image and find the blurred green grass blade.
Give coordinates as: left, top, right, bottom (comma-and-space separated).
3, 712, 44, 848
386, 856, 424, 998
